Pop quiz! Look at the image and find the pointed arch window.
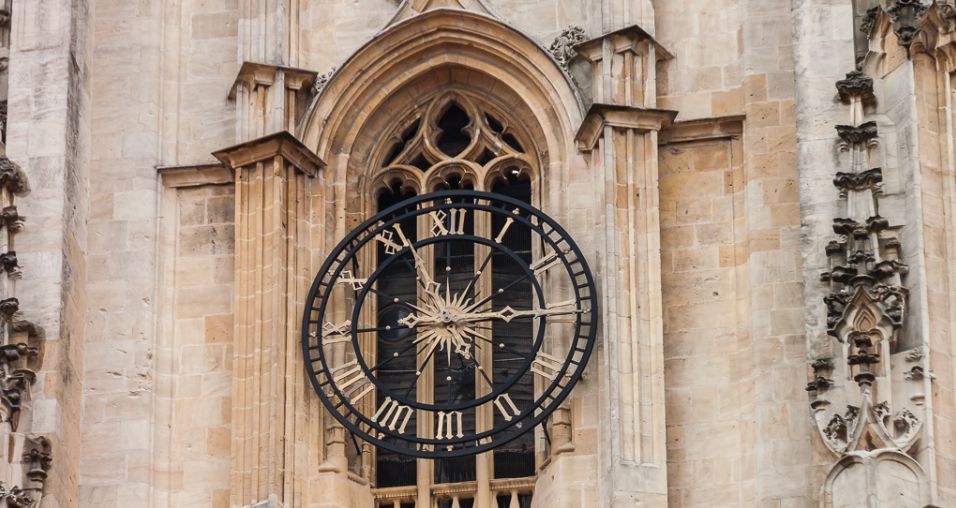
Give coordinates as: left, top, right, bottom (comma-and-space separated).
365, 91, 540, 508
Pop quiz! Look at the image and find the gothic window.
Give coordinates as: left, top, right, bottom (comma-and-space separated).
367, 92, 538, 507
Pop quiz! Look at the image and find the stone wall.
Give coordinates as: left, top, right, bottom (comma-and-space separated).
3, 0, 948, 507
660, 135, 749, 507
153, 183, 235, 508
7, 0, 92, 505
80, 0, 162, 505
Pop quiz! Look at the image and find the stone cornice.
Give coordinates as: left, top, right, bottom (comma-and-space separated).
659, 115, 745, 144
156, 163, 233, 188
574, 103, 678, 151
212, 131, 326, 177
574, 24, 674, 62
228, 61, 318, 100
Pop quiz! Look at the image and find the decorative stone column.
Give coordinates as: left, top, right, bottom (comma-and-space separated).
230, 62, 317, 145
213, 131, 331, 508
573, 26, 675, 507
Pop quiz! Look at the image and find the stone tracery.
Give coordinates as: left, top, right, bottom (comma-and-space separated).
371, 91, 536, 195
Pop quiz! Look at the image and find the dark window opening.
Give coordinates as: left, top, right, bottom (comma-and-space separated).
434, 193, 478, 485
486, 113, 504, 134
496, 494, 533, 508
436, 103, 472, 157
374, 183, 419, 489
501, 132, 524, 152
477, 149, 497, 166
491, 172, 535, 479
410, 154, 431, 171
385, 119, 423, 165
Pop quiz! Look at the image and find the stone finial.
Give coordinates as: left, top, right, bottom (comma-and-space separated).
885, 0, 930, 48
836, 71, 875, 103
833, 168, 883, 195
861, 6, 882, 37
836, 121, 878, 145
312, 67, 337, 96
939, 2, 956, 32
0, 158, 28, 195
548, 26, 587, 72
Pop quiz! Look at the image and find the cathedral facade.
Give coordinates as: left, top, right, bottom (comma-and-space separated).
0, 0, 953, 506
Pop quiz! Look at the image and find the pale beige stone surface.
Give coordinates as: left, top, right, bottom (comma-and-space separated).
3, 0, 954, 507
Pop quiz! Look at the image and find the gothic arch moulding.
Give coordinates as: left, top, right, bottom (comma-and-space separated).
300, 8, 585, 203
821, 450, 930, 508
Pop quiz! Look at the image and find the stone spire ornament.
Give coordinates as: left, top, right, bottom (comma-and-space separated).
810, 69, 931, 508
884, 0, 930, 48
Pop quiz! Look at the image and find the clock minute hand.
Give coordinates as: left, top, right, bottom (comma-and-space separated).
457, 300, 582, 324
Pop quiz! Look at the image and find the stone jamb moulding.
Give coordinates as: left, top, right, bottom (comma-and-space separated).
572, 23, 675, 507
211, 131, 334, 507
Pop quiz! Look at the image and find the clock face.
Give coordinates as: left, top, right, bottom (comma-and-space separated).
302, 190, 597, 458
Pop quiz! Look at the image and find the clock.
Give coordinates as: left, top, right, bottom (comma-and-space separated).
302, 190, 597, 458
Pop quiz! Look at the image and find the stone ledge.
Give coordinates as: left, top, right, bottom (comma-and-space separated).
212, 131, 326, 177
156, 163, 232, 188
659, 115, 745, 145
574, 103, 678, 151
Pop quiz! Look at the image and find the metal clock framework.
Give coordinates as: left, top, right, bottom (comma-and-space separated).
302, 190, 597, 458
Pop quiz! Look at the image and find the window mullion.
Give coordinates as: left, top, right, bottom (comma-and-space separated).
415, 213, 435, 507
474, 206, 495, 507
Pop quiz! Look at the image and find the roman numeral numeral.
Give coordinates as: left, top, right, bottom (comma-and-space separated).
430, 209, 466, 237
322, 321, 352, 346
375, 230, 403, 255
531, 250, 562, 276
331, 360, 372, 404
338, 270, 366, 291
372, 397, 413, 433
494, 393, 520, 422
531, 351, 567, 381
436, 411, 464, 440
